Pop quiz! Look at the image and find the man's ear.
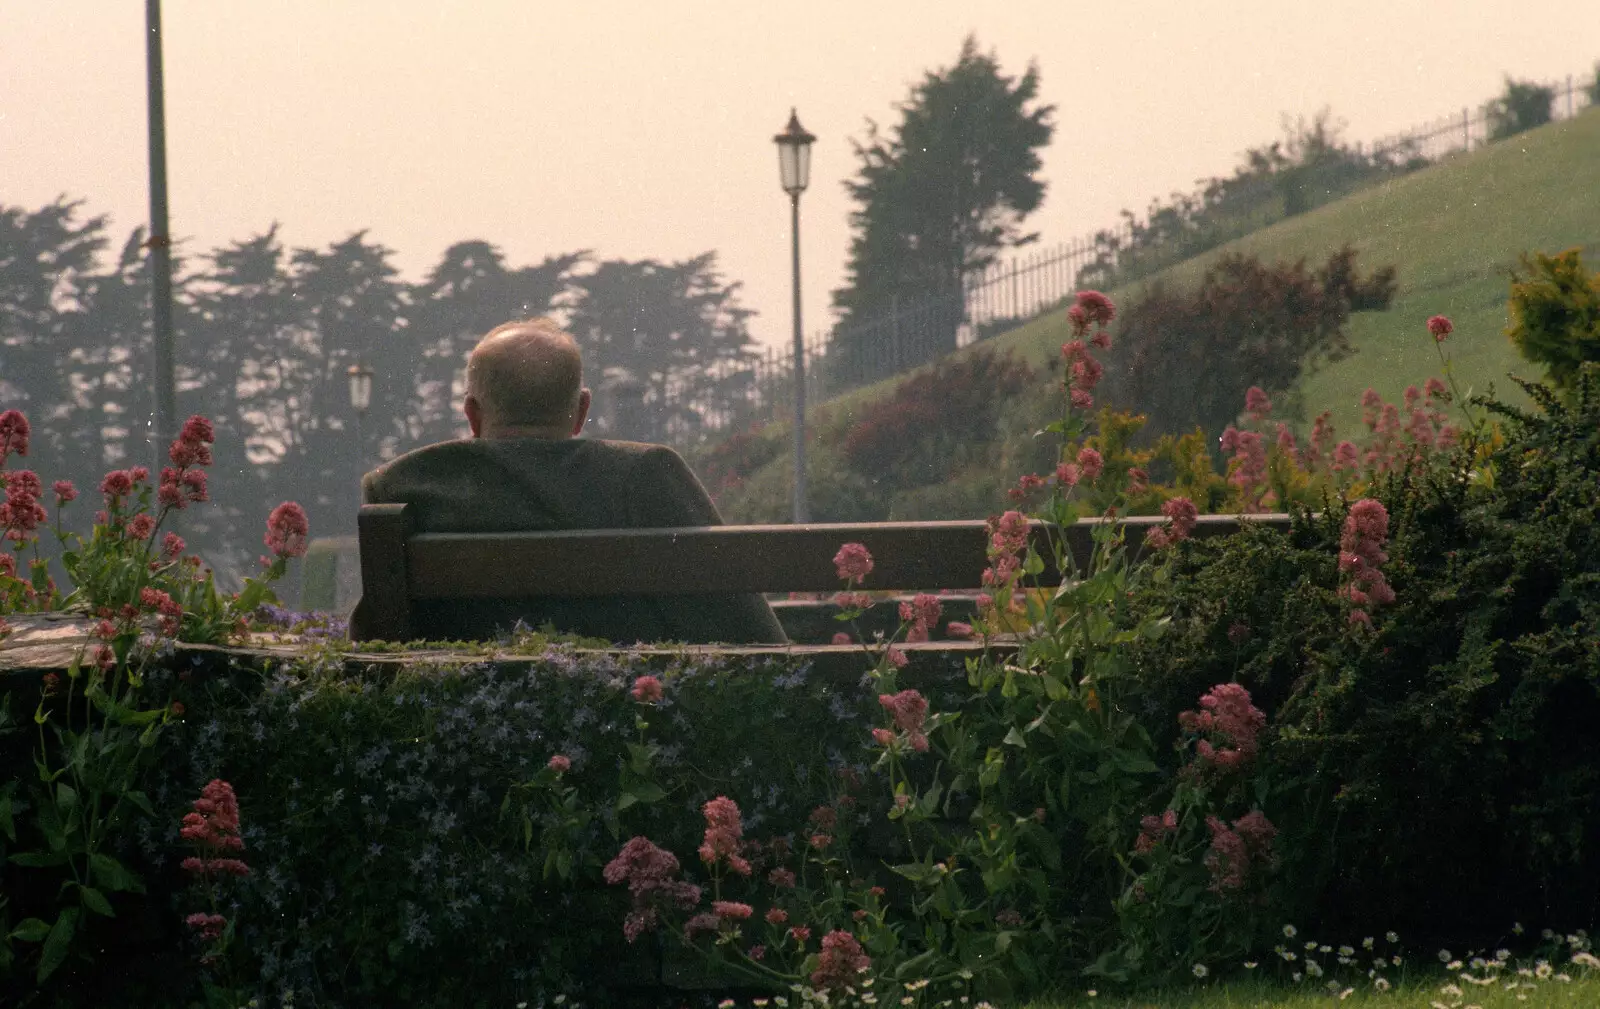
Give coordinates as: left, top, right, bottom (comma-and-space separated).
571, 389, 592, 437
464, 395, 483, 438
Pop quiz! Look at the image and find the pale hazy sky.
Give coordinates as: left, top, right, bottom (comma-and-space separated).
2, 2, 1596, 352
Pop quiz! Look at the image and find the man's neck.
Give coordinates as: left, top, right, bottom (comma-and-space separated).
476, 424, 574, 441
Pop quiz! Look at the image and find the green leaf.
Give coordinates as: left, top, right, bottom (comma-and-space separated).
9, 851, 71, 868
1002, 727, 1027, 748
89, 853, 144, 894
0, 789, 15, 842
7, 918, 51, 943
626, 782, 666, 805
77, 885, 114, 918
614, 793, 638, 813
123, 790, 155, 817
37, 906, 78, 984
55, 783, 78, 812
1041, 673, 1069, 702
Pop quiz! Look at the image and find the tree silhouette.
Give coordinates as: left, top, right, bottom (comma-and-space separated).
832, 36, 1054, 384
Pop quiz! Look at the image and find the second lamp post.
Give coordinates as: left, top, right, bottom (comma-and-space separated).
774, 109, 815, 525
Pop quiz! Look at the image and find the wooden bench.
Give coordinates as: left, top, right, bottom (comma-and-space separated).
352, 504, 1294, 643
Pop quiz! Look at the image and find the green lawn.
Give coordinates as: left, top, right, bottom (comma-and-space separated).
811, 106, 1600, 438
981, 105, 1600, 437
1021, 973, 1600, 1007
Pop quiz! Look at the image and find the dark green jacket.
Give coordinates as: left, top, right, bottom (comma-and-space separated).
349, 436, 787, 645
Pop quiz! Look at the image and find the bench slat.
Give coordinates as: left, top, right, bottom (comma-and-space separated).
401, 514, 1290, 598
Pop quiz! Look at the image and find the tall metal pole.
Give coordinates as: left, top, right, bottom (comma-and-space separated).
145, 0, 179, 462
789, 191, 808, 524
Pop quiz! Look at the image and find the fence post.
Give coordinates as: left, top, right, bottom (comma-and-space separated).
1462, 107, 1469, 151
1568, 75, 1574, 118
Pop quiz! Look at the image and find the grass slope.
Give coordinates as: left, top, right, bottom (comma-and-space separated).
981, 106, 1600, 436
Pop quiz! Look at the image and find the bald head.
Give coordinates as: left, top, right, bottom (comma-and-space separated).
464, 318, 590, 439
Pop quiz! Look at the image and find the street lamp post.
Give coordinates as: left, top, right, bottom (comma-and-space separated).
347, 363, 374, 521
774, 108, 815, 525
145, 0, 178, 466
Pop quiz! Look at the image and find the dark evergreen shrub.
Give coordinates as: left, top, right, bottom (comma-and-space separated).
1126, 369, 1600, 937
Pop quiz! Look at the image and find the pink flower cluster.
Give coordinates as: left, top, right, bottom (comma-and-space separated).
699, 795, 751, 876
1144, 496, 1198, 551
1203, 809, 1277, 893
1219, 425, 1269, 512
810, 929, 872, 991
877, 688, 930, 753
982, 510, 1030, 591
0, 409, 30, 463
630, 675, 664, 703
1426, 314, 1453, 341
1178, 683, 1267, 775
1, 467, 47, 542
263, 501, 309, 559
1340, 498, 1395, 628
180, 780, 250, 893
603, 836, 703, 942
158, 415, 216, 510
833, 542, 873, 582
1133, 808, 1178, 855
897, 592, 942, 642
1061, 290, 1116, 410
140, 586, 185, 637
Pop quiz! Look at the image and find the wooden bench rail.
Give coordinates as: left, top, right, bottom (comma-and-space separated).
355, 507, 1294, 639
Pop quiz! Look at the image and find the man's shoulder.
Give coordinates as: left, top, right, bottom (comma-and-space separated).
363, 437, 679, 495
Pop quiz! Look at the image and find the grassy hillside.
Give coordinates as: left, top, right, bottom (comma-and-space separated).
709, 107, 1600, 521
984, 105, 1600, 437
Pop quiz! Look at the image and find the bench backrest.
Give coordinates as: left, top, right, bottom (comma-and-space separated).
354, 503, 1293, 642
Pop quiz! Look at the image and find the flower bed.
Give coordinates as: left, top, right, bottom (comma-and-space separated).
4, 296, 1598, 1008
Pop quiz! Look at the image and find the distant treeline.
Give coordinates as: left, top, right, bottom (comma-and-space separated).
0, 199, 759, 575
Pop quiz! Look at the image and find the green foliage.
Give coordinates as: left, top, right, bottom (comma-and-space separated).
1124, 367, 1600, 935
1485, 76, 1556, 141
1076, 111, 1425, 292
1106, 246, 1396, 441
1506, 247, 1600, 395
833, 35, 1054, 367
837, 349, 1036, 489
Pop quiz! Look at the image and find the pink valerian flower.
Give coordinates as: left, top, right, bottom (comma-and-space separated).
99, 469, 135, 501
831, 631, 852, 645
808, 805, 838, 831
1074, 290, 1117, 328
630, 675, 664, 703
683, 912, 722, 939
1144, 496, 1198, 551
1126, 467, 1149, 495
885, 645, 910, 670
1331, 440, 1360, 473
1070, 354, 1104, 394
1134, 808, 1179, 855
768, 868, 796, 889
945, 620, 973, 639
699, 796, 751, 876
712, 900, 753, 921
185, 912, 227, 942
1076, 446, 1104, 482
1305, 411, 1336, 469
1007, 472, 1047, 501
1203, 810, 1277, 894
1406, 407, 1437, 450
789, 925, 812, 944
1089, 329, 1112, 350
127, 513, 157, 541
1340, 498, 1395, 626
833, 591, 873, 611
0, 470, 47, 540
879, 689, 930, 752
1275, 424, 1297, 456
180, 856, 250, 879
811, 930, 872, 991
547, 754, 572, 773
833, 542, 873, 582
1227, 430, 1268, 511
39, 669, 58, 694
160, 532, 185, 560
1244, 386, 1272, 421
0, 410, 30, 462
1055, 461, 1081, 487
264, 501, 309, 558
52, 480, 77, 505
1068, 386, 1094, 411
1060, 338, 1088, 362
748, 944, 767, 960
1423, 376, 1448, 402
1403, 384, 1422, 411
180, 780, 245, 853
871, 727, 895, 747
604, 836, 704, 942
897, 593, 942, 639
1426, 314, 1453, 341
169, 415, 216, 468
808, 833, 833, 850
1178, 683, 1267, 775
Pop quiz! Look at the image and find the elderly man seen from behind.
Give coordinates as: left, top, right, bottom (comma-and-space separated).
349, 317, 788, 645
